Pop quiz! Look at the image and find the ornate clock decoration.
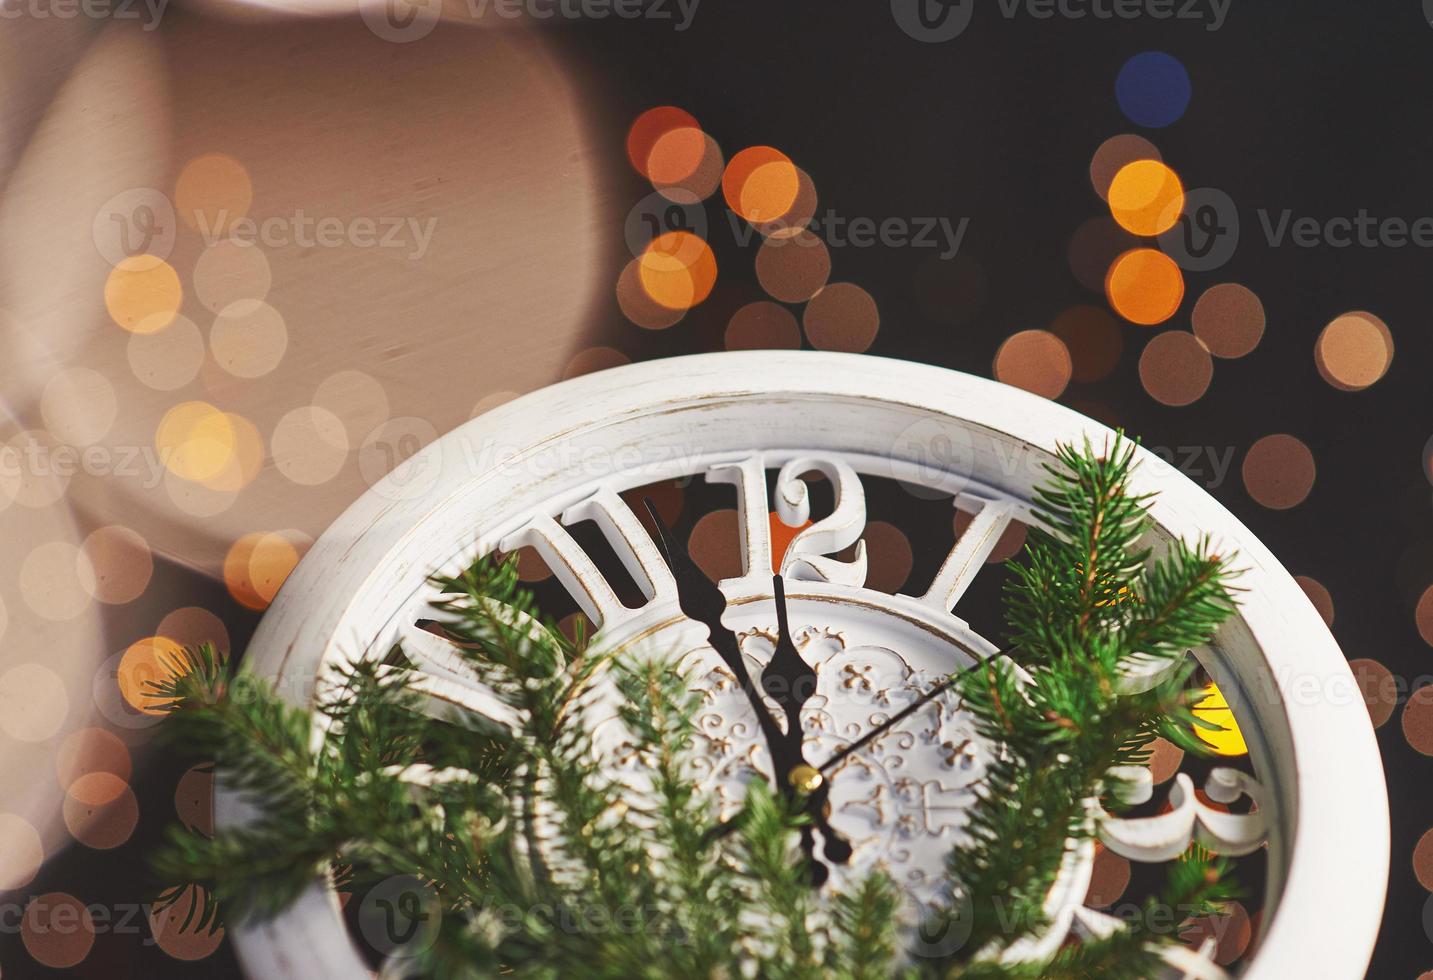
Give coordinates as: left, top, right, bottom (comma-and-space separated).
147, 353, 1385, 980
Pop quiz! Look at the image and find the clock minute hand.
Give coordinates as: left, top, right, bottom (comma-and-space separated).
816, 645, 1017, 774
640, 499, 788, 757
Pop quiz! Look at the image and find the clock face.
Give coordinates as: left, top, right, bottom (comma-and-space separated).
407, 451, 1024, 923
227, 354, 1382, 980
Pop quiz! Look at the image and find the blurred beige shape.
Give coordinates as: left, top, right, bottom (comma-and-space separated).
0, 407, 106, 892
1, 17, 608, 576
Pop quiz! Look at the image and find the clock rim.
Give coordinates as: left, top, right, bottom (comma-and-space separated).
220, 350, 1388, 980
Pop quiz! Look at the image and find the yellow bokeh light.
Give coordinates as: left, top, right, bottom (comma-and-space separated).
200, 413, 264, 493
1107, 159, 1184, 237
1106, 248, 1185, 326
104, 254, 182, 334
118, 636, 186, 715
155, 402, 236, 483
1191, 684, 1248, 757
723, 146, 799, 224
638, 231, 717, 311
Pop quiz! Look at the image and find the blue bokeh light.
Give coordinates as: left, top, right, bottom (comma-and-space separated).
1116, 52, 1192, 128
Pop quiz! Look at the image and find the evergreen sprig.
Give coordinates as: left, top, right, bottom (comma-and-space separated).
149, 436, 1242, 977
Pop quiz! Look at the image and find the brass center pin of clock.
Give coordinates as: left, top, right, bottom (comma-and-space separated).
787, 764, 823, 795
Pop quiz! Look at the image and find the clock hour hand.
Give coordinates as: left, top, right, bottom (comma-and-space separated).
765, 575, 852, 875
640, 498, 787, 759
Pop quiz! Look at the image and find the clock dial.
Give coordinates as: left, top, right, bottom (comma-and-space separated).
223, 353, 1382, 980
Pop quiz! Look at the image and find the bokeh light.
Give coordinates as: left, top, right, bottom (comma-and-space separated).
157, 606, 231, 654
1107, 159, 1184, 236
1106, 248, 1184, 325
149, 884, 225, 961
22, 892, 94, 969
638, 231, 717, 310
1349, 658, 1396, 728
804, 282, 880, 353
312, 370, 391, 447
1242, 434, 1316, 510
174, 153, 252, 235
1089, 134, 1162, 201
0, 813, 43, 890
563, 346, 631, 380
755, 167, 818, 237
723, 146, 800, 224
626, 106, 699, 178
0, 662, 68, 741
1138, 331, 1212, 406
993, 330, 1072, 399
1315, 311, 1393, 391
1294, 575, 1334, 627
40, 368, 116, 447
755, 230, 831, 303
63, 771, 138, 850
155, 402, 236, 483
1192, 283, 1265, 358
117, 636, 185, 715
193, 240, 272, 314
271, 406, 349, 486
1417, 585, 1433, 647
19, 541, 94, 622
128, 314, 205, 391
224, 531, 303, 611
1116, 52, 1192, 128
210, 299, 288, 378
726, 301, 802, 351
1049, 305, 1121, 383
80, 525, 153, 605
617, 257, 687, 330
104, 254, 182, 334
57, 728, 132, 791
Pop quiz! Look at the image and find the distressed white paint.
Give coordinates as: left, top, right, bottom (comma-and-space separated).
221, 352, 1387, 979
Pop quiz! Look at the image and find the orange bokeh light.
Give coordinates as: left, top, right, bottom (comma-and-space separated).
647, 126, 708, 186
626, 106, 699, 178
723, 146, 799, 224
224, 532, 302, 611
638, 231, 717, 310
118, 636, 186, 715
1107, 159, 1184, 236
1106, 249, 1185, 326
769, 511, 813, 573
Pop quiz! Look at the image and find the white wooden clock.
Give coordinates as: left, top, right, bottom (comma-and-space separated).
220, 351, 1388, 979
